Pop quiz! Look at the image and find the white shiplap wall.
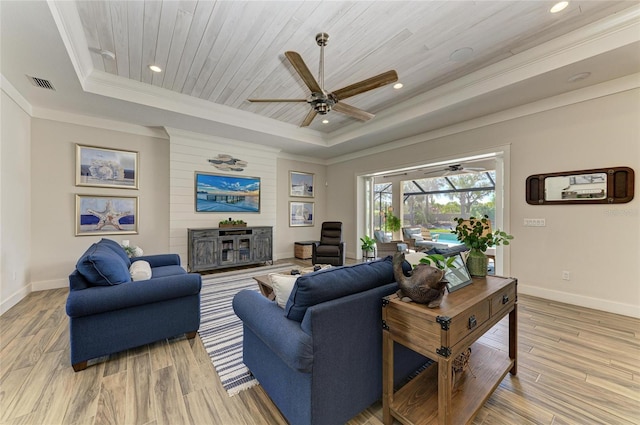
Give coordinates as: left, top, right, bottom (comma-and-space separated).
166, 128, 280, 267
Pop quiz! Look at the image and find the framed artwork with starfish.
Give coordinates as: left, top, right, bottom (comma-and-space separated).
75, 195, 138, 236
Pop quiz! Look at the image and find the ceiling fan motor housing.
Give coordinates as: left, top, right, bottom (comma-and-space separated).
315, 33, 329, 46
309, 92, 336, 114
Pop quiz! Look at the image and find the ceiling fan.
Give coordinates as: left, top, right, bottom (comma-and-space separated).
248, 32, 398, 127
424, 164, 486, 176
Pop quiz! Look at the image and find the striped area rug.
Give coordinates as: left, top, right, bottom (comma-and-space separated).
199, 263, 295, 396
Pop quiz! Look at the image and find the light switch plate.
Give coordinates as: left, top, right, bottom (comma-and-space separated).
524, 218, 546, 227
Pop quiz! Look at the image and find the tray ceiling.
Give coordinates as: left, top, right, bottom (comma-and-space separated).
2, 1, 639, 159
74, 0, 635, 132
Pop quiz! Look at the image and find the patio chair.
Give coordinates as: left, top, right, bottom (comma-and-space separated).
373, 230, 407, 258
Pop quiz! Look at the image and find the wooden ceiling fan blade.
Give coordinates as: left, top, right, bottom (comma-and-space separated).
331, 70, 398, 101
333, 102, 374, 121
248, 98, 307, 102
285, 51, 322, 93
300, 109, 318, 127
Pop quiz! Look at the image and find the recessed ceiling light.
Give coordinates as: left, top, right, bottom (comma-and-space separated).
322, 119, 329, 124
567, 72, 591, 83
449, 47, 474, 62
550, 1, 569, 13
393, 83, 403, 89
149, 65, 162, 73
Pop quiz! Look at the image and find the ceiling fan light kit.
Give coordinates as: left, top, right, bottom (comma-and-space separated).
248, 33, 398, 127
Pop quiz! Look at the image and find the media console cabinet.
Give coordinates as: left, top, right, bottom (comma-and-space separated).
382, 275, 517, 425
187, 226, 272, 272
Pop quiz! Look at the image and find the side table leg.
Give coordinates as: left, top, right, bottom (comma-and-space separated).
509, 304, 518, 375
382, 330, 393, 425
438, 357, 453, 425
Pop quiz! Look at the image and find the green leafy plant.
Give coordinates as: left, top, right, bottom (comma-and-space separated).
384, 208, 401, 233
121, 244, 143, 258
360, 235, 376, 252
418, 253, 456, 270
219, 217, 246, 226
452, 215, 513, 252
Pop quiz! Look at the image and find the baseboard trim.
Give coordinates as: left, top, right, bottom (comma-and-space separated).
518, 284, 640, 319
31, 278, 68, 292
0, 285, 30, 316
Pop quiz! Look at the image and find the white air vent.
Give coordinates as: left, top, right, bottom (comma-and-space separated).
26, 75, 55, 90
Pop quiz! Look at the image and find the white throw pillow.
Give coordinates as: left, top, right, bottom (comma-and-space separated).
129, 260, 152, 281
269, 273, 299, 308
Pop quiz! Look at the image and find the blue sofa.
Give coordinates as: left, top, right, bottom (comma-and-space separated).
66, 238, 202, 371
233, 257, 430, 425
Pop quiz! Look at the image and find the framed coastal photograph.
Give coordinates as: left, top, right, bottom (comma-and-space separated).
76, 195, 138, 236
76, 144, 139, 189
195, 172, 260, 212
290, 201, 314, 227
289, 171, 314, 198
444, 253, 473, 293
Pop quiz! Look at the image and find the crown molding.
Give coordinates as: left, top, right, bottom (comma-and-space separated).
1, 74, 33, 116
165, 127, 282, 155
84, 71, 327, 147
276, 151, 329, 165
327, 5, 640, 147
46, 0, 93, 82
327, 73, 640, 166
31, 107, 170, 139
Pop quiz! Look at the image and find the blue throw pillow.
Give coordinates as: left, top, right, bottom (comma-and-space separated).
76, 243, 132, 286
98, 238, 131, 266
284, 257, 395, 322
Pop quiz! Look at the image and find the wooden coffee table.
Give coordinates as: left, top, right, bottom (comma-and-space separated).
253, 274, 275, 300
253, 264, 332, 301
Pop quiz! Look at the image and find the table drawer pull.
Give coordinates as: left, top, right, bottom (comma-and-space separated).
468, 315, 477, 329
502, 295, 510, 304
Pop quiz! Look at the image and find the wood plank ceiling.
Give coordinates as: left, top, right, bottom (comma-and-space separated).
75, 1, 634, 132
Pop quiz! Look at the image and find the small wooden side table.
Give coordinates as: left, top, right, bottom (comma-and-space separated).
382, 275, 517, 425
294, 241, 317, 260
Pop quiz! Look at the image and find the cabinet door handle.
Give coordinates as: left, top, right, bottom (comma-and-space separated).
502, 294, 510, 304
468, 315, 477, 329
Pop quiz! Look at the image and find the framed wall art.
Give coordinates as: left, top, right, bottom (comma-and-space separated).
195, 172, 260, 213
76, 195, 138, 236
289, 171, 314, 198
290, 201, 314, 227
76, 144, 139, 189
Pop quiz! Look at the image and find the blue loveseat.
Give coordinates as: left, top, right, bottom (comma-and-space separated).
233, 257, 430, 425
66, 238, 201, 371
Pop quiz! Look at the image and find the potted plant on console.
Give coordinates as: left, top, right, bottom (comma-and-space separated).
219, 218, 247, 228
452, 215, 513, 277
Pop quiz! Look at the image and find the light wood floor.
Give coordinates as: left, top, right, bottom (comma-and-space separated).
1, 259, 639, 425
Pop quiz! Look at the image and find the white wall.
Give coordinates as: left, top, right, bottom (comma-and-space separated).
29, 118, 170, 290
327, 88, 640, 317
167, 128, 280, 265
275, 158, 328, 259
0, 90, 32, 314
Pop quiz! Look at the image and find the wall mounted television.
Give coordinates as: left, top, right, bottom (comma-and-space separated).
195, 172, 260, 213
